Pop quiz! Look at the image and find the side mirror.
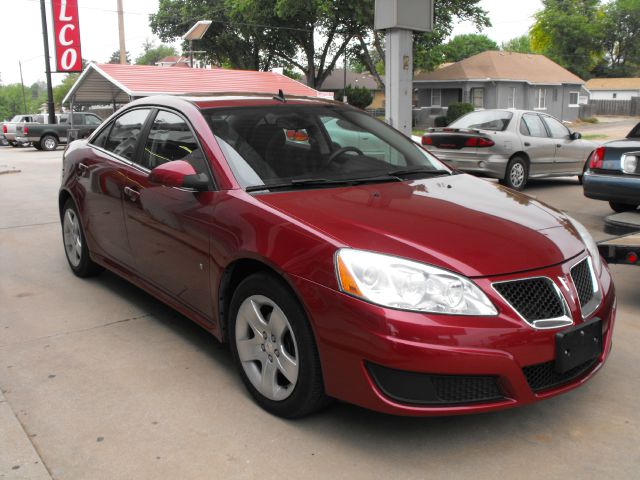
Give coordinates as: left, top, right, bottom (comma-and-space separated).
570, 131, 582, 140
148, 160, 210, 191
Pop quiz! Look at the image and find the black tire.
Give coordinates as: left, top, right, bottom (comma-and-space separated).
609, 201, 639, 213
33, 142, 43, 151
500, 156, 529, 190
10, 141, 19, 147
61, 199, 103, 277
229, 272, 329, 418
41, 135, 58, 151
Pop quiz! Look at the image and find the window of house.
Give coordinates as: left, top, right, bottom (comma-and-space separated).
431, 88, 442, 107
553, 89, 558, 102
569, 91, 579, 107
613, 93, 618, 99
507, 87, 516, 108
471, 88, 484, 108
535, 88, 546, 110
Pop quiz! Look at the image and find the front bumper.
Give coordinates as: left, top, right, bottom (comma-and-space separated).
583, 171, 640, 204
290, 255, 615, 416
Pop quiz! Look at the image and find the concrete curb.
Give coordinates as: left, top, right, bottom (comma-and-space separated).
0, 390, 52, 479
604, 211, 640, 235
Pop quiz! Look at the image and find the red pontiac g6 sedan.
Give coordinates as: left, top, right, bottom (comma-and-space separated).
59, 94, 615, 418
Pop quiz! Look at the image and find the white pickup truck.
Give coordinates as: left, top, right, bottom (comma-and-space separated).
2, 114, 42, 147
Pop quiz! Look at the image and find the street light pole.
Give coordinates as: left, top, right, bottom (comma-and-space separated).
18, 61, 28, 114
39, 0, 55, 123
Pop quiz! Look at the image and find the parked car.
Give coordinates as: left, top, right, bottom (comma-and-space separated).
59, 95, 615, 418
421, 109, 596, 190
16, 112, 103, 151
0, 122, 8, 146
583, 122, 640, 212
3, 114, 41, 147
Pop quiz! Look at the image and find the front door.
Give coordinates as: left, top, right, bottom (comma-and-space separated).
121, 109, 214, 319
541, 114, 585, 174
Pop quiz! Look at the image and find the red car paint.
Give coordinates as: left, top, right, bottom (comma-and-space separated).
59, 95, 615, 415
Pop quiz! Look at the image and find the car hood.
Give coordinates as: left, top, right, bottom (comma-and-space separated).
255, 174, 585, 278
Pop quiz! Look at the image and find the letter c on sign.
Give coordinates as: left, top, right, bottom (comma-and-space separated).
61, 49, 78, 71
59, 24, 75, 46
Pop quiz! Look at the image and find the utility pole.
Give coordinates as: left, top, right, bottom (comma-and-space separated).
18, 61, 28, 114
117, 0, 127, 64
39, 0, 55, 123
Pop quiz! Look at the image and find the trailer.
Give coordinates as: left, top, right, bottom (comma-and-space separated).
598, 232, 640, 266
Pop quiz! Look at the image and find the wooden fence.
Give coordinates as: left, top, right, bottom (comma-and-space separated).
580, 97, 640, 118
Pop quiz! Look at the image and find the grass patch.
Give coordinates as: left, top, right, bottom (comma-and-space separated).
581, 117, 599, 124
582, 133, 608, 140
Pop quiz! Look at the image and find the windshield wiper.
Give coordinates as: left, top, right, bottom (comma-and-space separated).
387, 167, 454, 178
245, 175, 402, 192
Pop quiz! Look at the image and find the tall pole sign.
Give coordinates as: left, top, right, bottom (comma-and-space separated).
52, 0, 82, 72
40, 0, 56, 124
375, 0, 433, 137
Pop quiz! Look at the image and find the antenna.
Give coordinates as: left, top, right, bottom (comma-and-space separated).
273, 89, 286, 103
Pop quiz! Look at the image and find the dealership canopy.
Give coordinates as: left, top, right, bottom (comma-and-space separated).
63, 63, 328, 105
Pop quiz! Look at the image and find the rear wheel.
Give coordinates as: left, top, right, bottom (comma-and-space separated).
609, 201, 639, 213
61, 199, 103, 277
41, 135, 58, 151
500, 156, 528, 190
229, 273, 329, 418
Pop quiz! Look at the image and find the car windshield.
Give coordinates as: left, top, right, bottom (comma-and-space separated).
449, 110, 513, 132
203, 104, 449, 190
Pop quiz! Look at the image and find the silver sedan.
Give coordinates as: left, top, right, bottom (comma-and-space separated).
421, 109, 596, 190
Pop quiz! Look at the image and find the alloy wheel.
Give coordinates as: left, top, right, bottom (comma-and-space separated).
235, 295, 299, 401
63, 208, 82, 267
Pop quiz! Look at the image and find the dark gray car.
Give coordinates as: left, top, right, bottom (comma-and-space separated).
583, 123, 640, 212
421, 109, 596, 190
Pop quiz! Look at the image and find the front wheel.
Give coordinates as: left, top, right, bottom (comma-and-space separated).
229, 273, 329, 418
61, 199, 103, 277
500, 156, 528, 190
609, 201, 639, 213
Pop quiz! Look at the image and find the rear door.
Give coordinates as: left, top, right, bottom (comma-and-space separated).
540, 114, 585, 174
519, 113, 556, 176
79, 108, 152, 267
121, 109, 214, 319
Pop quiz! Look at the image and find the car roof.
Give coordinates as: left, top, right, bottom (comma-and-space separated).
126, 94, 343, 111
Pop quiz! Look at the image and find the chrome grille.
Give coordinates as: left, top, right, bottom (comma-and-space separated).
571, 258, 594, 309
493, 277, 568, 328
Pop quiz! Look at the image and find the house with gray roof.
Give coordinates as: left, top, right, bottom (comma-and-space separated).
413, 51, 586, 121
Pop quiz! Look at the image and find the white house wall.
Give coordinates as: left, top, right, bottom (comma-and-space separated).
590, 90, 640, 100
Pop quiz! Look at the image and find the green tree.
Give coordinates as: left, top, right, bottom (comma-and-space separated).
530, 0, 603, 79
441, 34, 498, 62
108, 50, 131, 64
0, 83, 48, 119
53, 74, 79, 110
597, 0, 640, 76
135, 41, 178, 66
501, 34, 535, 54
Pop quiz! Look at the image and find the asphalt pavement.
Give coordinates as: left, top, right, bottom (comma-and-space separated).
1, 146, 638, 480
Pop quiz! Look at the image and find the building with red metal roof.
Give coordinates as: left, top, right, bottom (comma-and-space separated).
62, 62, 329, 107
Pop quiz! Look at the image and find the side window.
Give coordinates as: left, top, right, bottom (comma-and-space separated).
85, 115, 102, 126
59, 115, 69, 124
142, 110, 205, 173
541, 116, 569, 139
91, 125, 112, 149
521, 114, 548, 138
104, 109, 151, 161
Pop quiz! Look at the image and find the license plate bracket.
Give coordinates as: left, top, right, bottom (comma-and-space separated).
555, 318, 602, 374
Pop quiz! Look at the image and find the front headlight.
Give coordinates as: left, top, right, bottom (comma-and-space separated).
567, 216, 602, 275
335, 249, 497, 315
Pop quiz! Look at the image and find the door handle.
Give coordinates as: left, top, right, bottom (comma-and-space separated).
524, 142, 531, 147
124, 186, 140, 202
77, 163, 88, 175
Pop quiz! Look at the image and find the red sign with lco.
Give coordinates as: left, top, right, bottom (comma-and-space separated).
52, 0, 82, 72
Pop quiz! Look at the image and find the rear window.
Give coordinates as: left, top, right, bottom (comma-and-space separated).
449, 110, 513, 131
